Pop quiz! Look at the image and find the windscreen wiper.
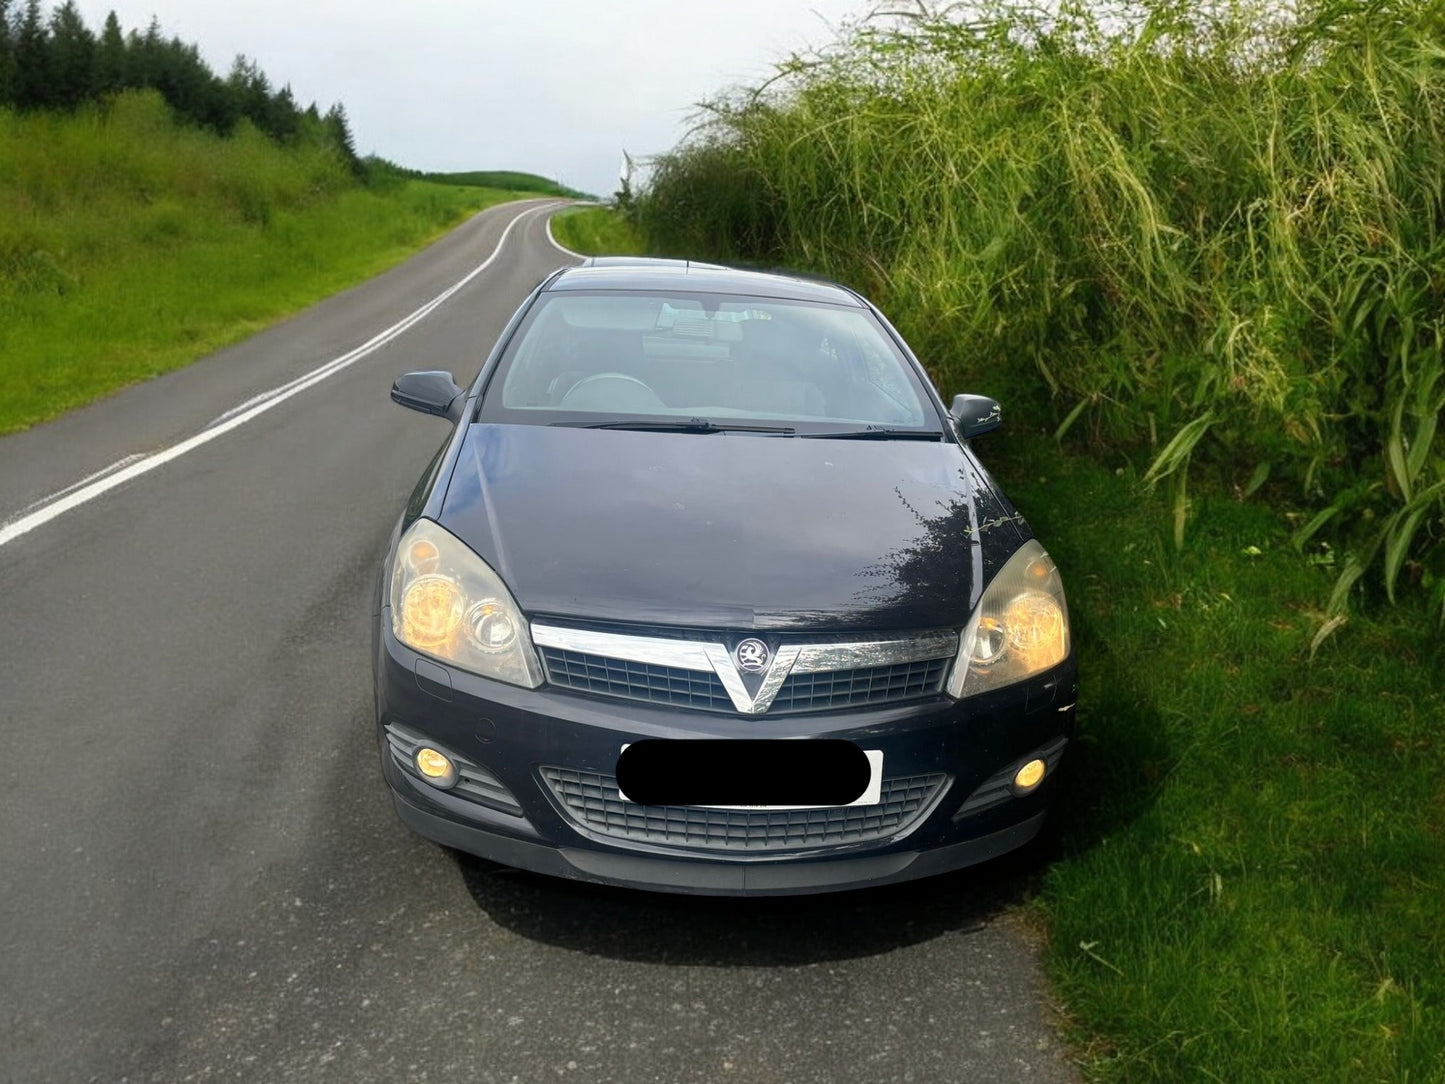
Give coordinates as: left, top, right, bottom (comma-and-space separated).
800, 427, 944, 440
558, 418, 796, 434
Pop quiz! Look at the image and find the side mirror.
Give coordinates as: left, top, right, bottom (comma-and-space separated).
392, 371, 465, 422
949, 393, 1002, 438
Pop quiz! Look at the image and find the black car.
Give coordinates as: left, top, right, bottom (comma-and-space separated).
373, 258, 1076, 895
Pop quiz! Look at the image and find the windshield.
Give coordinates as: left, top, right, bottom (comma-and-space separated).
478, 290, 942, 434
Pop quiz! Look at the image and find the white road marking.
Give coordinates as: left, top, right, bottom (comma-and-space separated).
0, 200, 563, 550
544, 203, 595, 261
9, 454, 148, 521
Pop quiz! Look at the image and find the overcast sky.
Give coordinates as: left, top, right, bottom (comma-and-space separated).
69, 1, 875, 196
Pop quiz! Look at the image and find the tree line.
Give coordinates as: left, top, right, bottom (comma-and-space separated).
0, 0, 362, 176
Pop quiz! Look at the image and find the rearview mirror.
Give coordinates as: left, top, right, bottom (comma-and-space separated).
949, 394, 1002, 438
392, 371, 464, 422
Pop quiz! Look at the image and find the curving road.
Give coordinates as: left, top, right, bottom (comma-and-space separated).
0, 199, 1075, 1083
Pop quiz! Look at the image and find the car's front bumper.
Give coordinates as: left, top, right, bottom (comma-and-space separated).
374, 619, 1076, 896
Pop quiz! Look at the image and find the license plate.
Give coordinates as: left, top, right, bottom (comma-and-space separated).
616, 744, 883, 809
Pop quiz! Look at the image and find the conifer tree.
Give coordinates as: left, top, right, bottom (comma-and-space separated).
324, 102, 363, 177
0, 0, 16, 105
125, 16, 162, 91
228, 54, 271, 131
1, 2, 363, 172
95, 10, 124, 94
13, 0, 51, 109
48, 1, 96, 109
268, 82, 299, 142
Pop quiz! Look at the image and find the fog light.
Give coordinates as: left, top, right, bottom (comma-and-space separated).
414, 747, 458, 788
1012, 758, 1047, 795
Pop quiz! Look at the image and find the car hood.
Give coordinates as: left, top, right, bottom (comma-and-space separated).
437, 424, 1027, 632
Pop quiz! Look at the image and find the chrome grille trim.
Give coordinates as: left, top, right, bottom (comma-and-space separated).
793, 635, 958, 672
541, 766, 949, 853
531, 622, 959, 714
532, 625, 716, 672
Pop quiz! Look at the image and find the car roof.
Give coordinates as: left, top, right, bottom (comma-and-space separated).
546, 258, 865, 307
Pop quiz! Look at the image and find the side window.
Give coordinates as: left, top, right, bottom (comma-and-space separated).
855, 330, 916, 408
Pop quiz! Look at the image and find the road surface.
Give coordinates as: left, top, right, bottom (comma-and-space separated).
0, 198, 1077, 1083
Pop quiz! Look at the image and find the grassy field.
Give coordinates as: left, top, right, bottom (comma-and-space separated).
0, 90, 534, 434
549, 205, 647, 257
994, 430, 1445, 1080
413, 169, 592, 200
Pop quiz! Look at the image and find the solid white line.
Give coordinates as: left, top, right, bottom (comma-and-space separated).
544, 202, 596, 261
0, 200, 561, 551
9, 453, 148, 521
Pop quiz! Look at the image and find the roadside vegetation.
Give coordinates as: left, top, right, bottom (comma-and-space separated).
550, 205, 647, 257
0, 92, 528, 433
626, 0, 1445, 1076
0, 0, 364, 173
385, 167, 592, 200
0, 4, 550, 434
639, 0, 1445, 627
1005, 429, 1445, 1079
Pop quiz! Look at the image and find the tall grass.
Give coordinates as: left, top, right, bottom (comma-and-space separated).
0, 90, 524, 433
636, 0, 1445, 621
549, 205, 647, 256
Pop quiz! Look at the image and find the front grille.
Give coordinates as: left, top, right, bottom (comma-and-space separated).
540, 647, 733, 711
771, 658, 948, 712
539, 647, 950, 714
541, 766, 948, 853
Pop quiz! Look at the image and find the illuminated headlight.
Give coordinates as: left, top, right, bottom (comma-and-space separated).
389, 518, 543, 688
947, 539, 1070, 698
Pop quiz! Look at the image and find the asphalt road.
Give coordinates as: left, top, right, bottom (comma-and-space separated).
0, 199, 1077, 1083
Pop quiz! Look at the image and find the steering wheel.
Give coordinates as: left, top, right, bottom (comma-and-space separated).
558, 372, 665, 412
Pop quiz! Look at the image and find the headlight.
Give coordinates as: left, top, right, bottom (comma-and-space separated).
389, 518, 543, 689
946, 539, 1070, 698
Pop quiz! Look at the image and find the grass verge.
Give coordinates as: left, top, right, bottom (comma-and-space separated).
986, 430, 1445, 1080
549, 205, 646, 257
0, 91, 534, 434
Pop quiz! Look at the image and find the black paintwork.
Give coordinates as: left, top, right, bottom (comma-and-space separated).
391, 370, 464, 422
949, 393, 1003, 438
437, 422, 1025, 630
374, 259, 1076, 895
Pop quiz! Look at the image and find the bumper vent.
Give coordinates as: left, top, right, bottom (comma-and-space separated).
954, 737, 1068, 820
540, 766, 948, 854
385, 723, 524, 817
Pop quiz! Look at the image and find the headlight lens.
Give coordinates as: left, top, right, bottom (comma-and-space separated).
947, 539, 1070, 698
389, 519, 543, 688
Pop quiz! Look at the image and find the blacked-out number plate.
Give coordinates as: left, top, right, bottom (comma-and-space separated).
615, 739, 878, 808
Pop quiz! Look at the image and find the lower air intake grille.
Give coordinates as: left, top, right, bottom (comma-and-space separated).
540, 766, 947, 853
